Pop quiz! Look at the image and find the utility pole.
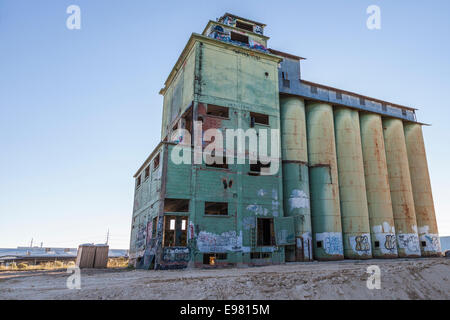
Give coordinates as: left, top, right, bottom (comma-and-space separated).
106, 229, 109, 245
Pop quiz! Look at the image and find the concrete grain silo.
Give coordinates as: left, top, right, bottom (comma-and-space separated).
382, 118, 421, 257
280, 96, 312, 261
359, 113, 398, 258
334, 107, 372, 259
404, 123, 441, 256
306, 102, 344, 261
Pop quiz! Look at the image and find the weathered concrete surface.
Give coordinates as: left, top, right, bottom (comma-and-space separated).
334, 107, 372, 259
306, 102, 343, 261
1, 258, 448, 300
360, 113, 398, 258
383, 119, 421, 258
404, 123, 441, 257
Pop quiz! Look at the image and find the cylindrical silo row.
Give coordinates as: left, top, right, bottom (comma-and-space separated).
382, 119, 421, 257
404, 123, 441, 256
306, 102, 344, 261
334, 107, 372, 259
359, 113, 398, 258
280, 97, 313, 261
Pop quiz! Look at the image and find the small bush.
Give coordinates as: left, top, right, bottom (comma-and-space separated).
17, 263, 28, 269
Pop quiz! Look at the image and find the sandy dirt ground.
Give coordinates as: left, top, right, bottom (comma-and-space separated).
0, 258, 449, 300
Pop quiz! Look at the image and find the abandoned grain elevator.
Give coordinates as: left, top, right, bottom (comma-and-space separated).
129, 13, 441, 269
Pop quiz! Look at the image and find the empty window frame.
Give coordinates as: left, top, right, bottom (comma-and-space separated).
257, 218, 275, 246
236, 20, 253, 32
336, 92, 342, 100
205, 152, 228, 169
164, 198, 190, 212
250, 112, 269, 126
144, 166, 150, 179
153, 153, 160, 171
310, 86, 318, 94
382, 103, 387, 112
136, 176, 141, 189
402, 109, 407, 116
359, 97, 366, 106
203, 253, 227, 265
152, 217, 158, 239
163, 215, 188, 247
204, 202, 228, 216
230, 31, 249, 45
249, 161, 271, 175
206, 104, 229, 118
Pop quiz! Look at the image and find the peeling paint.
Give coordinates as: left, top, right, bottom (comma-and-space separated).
288, 189, 310, 211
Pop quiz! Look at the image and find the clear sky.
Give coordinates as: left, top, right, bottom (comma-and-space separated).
1, 0, 449, 249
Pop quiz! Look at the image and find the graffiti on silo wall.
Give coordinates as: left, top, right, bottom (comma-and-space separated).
316, 232, 344, 256
349, 233, 372, 256
397, 233, 421, 255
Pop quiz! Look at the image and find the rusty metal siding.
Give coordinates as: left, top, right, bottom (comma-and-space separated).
334, 107, 372, 259
382, 119, 421, 257
404, 123, 441, 256
359, 113, 398, 258
306, 102, 344, 261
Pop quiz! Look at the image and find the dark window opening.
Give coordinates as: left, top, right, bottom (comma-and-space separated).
317, 241, 323, 248
336, 92, 342, 100
402, 109, 407, 116
311, 86, 318, 94
249, 161, 271, 175
257, 218, 275, 246
136, 176, 141, 189
202, 253, 227, 265
205, 152, 228, 169
205, 202, 228, 216
283, 79, 290, 88
421, 241, 427, 247
206, 104, 229, 118
153, 153, 160, 171
164, 198, 190, 212
382, 103, 387, 112
236, 21, 253, 32
152, 217, 158, 238
250, 112, 269, 126
163, 215, 188, 247
230, 31, 249, 45
374, 241, 380, 248
251, 252, 272, 259
359, 97, 365, 106
144, 166, 150, 179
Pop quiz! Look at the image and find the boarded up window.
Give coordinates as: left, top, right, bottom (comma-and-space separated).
164, 198, 190, 212
163, 215, 188, 247
236, 21, 253, 32
205, 202, 228, 215
207, 104, 229, 118
250, 112, 269, 126
230, 31, 249, 45
257, 218, 275, 246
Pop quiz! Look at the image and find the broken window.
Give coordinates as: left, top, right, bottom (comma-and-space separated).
163, 215, 188, 247
164, 198, 190, 212
250, 112, 269, 126
250, 252, 271, 259
402, 109, 407, 116
153, 153, 160, 170
152, 217, 158, 238
249, 161, 271, 175
203, 253, 227, 265
257, 218, 275, 246
206, 104, 229, 118
205, 202, 228, 216
230, 31, 249, 45
236, 21, 253, 32
205, 152, 228, 169
136, 176, 141, 189
144, 166, 150, 180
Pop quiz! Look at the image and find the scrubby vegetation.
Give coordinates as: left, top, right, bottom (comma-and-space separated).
0, 258, 129, 271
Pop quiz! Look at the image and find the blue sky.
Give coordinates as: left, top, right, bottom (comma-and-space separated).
1, 0, 449, 249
